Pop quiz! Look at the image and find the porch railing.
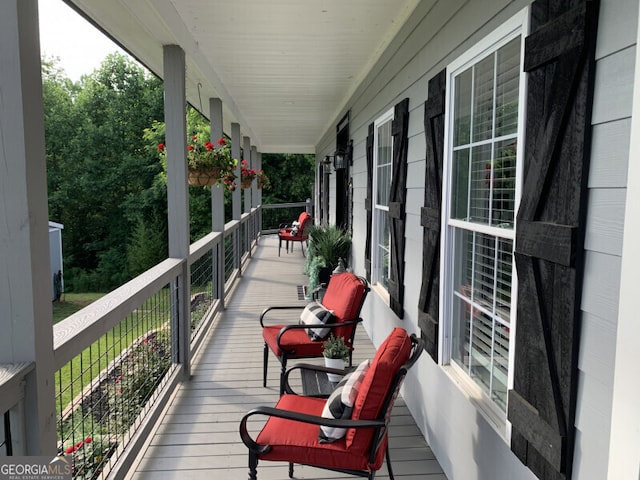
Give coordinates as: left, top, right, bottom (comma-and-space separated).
0, 200, 312, 478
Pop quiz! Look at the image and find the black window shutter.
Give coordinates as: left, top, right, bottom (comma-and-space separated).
508, 2, 598, 479
418, 70, 446, 361
364, 123, 374, 282
388, 98, 410, 318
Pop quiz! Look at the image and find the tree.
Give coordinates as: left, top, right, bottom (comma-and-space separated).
45, 54, 165, 291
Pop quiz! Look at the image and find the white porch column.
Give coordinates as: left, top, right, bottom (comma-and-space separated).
209, 98, 225, 306
252, 147, 261, 208
243, 136, 252, 214
209, 98, 225, 232
0, 0, 56, 455
607, 8, 640, 478
163, 45, 190, 379
231, 123, 242, 221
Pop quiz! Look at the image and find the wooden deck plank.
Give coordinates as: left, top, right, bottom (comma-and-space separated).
126, 235, 446, 480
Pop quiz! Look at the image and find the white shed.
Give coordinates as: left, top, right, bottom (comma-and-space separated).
48, 221, 63, 301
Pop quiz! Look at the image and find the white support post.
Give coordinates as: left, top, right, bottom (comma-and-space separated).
0, 0, 56, 455
231, 123, 242, 273
209, 98, 225, 306
163, 45, 190, 379
243, 136, 252, 214
210, 98, 225, 232
231, 123, 242, 221
253, 148, 261, 208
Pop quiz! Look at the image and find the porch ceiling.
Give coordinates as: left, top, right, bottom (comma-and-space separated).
64, 0, 420, 154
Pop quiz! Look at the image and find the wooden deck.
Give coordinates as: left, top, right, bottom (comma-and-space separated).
127, 235, 447, 479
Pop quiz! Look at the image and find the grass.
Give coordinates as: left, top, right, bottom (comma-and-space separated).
53, 293, 105, 324
54, 289, 172, 427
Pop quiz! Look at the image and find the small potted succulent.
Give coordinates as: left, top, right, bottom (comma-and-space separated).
322, 335, 349, 382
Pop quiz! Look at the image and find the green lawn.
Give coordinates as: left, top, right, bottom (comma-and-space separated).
54, 289, 172, 424
53, 293, 105, 324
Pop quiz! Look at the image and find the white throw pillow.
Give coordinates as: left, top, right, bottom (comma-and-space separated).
299, 302, 334, 340
319, 360, 370, 442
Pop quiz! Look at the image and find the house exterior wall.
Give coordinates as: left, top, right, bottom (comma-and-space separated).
316, 1, 638, 479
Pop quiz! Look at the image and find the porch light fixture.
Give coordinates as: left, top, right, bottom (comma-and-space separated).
326, 141, 352, 171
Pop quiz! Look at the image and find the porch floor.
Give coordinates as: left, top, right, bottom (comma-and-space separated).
127, 235, 447, 479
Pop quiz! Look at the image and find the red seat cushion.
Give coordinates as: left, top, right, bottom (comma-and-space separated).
278, 212, 311, 241
262, 325, 325, 358
256, 394, 386, 471
346, 328, 411, 450
321, 273, 366, 339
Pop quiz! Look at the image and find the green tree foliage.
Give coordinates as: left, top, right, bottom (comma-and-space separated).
45, 54, 317, 293
261, 153, 315, 204
45, 54, 165, 291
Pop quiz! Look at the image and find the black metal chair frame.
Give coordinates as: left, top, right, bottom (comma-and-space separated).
239, 334, 425, 480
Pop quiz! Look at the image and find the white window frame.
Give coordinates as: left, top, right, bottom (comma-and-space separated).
439, 8, 529, 435
371, 107, 395, 299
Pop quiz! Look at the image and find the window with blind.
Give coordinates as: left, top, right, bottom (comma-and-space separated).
372, 107, 394, 292
443, 19, 525, 415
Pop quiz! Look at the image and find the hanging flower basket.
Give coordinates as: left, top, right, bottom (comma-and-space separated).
241, 178, 253, 189
188, 167, 222, 186
156, 137, 237, 187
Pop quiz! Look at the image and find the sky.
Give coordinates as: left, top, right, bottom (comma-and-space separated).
38, 0, 127, 81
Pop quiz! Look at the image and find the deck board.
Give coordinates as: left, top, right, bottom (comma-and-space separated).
127, 235, 447, 479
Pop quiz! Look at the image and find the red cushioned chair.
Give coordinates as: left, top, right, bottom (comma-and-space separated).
260, 272, 369, 394
278, 211, 312, 256
240, 328, 424, 480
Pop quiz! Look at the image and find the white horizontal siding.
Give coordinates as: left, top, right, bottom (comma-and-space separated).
318, 1, 639, 479
575, 0, 638, 477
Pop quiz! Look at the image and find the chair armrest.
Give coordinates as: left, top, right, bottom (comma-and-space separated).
259, 305, 305, 327
283, 363, 350, 397
239, 405, 386, 454
275, 319, 363, 350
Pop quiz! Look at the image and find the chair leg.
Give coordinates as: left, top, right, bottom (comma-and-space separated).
263, 343, 268, 387
385, 442, 395, 480
278, 238, 281, 256
288, 462, 294, 478
279, 357, 287, 395
248, 451, 258, 480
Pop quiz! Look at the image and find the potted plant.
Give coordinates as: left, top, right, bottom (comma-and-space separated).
256, 169, 271, 189
322, 335, 349, 382
240, 160, 257, 189
304, 225, 352, 294
158, 135, 237, 187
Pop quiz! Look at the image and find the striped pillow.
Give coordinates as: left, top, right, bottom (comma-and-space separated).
319, 360, 370, 442
299, 301, 334, 340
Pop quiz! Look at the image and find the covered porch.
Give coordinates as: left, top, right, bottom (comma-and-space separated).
127, 235, 446, 479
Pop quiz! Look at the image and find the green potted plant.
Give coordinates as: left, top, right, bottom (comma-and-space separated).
322, 335, 349, 382
304, 225, 352, 294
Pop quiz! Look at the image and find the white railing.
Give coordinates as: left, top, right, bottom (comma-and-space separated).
0, 362, 34, 456
0, 201, 310, 477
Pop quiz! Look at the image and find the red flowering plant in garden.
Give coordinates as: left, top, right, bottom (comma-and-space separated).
63, 436, 113, 479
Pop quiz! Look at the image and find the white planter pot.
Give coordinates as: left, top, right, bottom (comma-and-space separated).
324, 357, 345, 382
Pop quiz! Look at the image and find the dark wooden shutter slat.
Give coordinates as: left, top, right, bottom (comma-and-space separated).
388, 98, 410, 319
508, 2, 598, 479
517, 220, 577, 266
364, 123, 374, 281
418, 69, 446, 361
